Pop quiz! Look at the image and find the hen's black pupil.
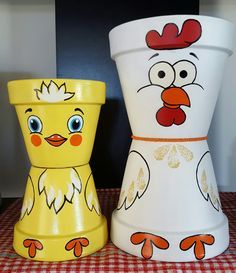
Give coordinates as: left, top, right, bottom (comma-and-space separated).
30, 119, 39, 131
158, 70, 165, 78
180, 70, 188, 78
72, 119, 80, 130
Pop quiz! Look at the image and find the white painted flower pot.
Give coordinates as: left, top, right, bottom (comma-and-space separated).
109, 15, 234, 262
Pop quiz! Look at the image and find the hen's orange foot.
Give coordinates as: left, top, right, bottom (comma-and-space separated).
23, 239, 43, 258
65, 237, 89, 258
180, 234, 215, 260
130, 232, 169, 259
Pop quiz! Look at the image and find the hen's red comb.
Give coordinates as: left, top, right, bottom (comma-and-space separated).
146, 19, 202, 50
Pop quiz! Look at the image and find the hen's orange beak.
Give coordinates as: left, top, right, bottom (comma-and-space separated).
45, 134, 67, 147
161, 87, 191, 108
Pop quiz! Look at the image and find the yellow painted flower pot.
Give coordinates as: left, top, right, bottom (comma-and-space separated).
8, 79, 107, 261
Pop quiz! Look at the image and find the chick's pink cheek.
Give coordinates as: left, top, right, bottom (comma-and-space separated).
70, 134, 82, 146
31, 135, 42, 147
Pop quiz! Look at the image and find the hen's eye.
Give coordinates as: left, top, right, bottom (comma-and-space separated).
68, 115, 83, 133
149, 62, 175, 88
28, 116, 43, 133
173, 60, 197, 87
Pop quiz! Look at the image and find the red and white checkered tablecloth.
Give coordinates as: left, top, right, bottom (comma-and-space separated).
0, 189, 235, 273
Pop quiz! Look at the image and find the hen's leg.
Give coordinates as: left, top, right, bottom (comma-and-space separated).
180, 234, 215, 260
130, 232, 169, 259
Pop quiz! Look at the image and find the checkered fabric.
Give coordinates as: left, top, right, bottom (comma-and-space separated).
0, 189, 235, 273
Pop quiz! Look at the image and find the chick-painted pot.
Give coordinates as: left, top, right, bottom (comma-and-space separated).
8, 79, 107, 261
109, 15, 234, 262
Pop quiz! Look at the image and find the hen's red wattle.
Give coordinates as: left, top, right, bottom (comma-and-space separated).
156, 106, 186, 127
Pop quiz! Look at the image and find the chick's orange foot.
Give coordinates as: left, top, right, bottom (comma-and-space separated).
23, 239, 43, 258
130, 232, 169, 259
180, 234, 215, 260
65, 237, 89, 258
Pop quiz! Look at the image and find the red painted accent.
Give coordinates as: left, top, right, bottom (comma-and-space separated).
156, 106, 186, 127
44, 134, 67, 147
31, 135, 42, 147
70, 134, 82, 146
146, 19, 202, 50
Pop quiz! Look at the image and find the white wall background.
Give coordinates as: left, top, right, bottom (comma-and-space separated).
0, 1, 235, 197
0, 0, 56, 197
200, 0, 236, 192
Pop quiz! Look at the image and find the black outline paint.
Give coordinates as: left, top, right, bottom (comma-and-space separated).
172, 60, 197, 87
148, 61, 176, 89
138, 59, 203, 93
34, 80, 75, 101
137, 58, 205, 127
190, 52, 199, 60
117, 150, 150, 210
38, 167, 82, 214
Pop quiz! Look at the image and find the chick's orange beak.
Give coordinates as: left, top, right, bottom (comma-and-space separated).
161, 87, 191, 108
45, 134, 67, 147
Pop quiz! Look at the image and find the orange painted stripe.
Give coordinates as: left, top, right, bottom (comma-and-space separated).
131, 135, 208, 142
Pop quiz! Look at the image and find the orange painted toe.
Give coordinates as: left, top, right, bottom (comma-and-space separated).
65, 237, 89, 258
180, 234, 215, 260
131, 232, 169, 259
23, 239, 43, 258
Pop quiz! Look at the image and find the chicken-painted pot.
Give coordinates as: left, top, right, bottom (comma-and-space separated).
8, 79, 107, 261
109, 15, 234, 262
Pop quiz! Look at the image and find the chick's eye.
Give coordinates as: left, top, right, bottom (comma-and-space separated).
149, 62, 175, 88
28, 116, 43, 133
68, 115, 83, 133
173, 60, 197, 87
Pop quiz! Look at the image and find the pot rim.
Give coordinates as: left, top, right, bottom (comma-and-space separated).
8, 78, 106, 105
109, 14, 234, 59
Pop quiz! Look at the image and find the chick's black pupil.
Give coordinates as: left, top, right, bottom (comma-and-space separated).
158, 70, 165, 78
30, 119, 39, 131
180, 70, 188, 78
72, 119, 80, 130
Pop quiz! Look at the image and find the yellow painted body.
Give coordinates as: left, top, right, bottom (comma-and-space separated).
8, 79, 107, 261
16, 103, 100, 167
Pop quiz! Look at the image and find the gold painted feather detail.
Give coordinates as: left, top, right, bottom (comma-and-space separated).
117, 151, 150, 210
154, 144, 193, 168
196, 151, 221, 211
